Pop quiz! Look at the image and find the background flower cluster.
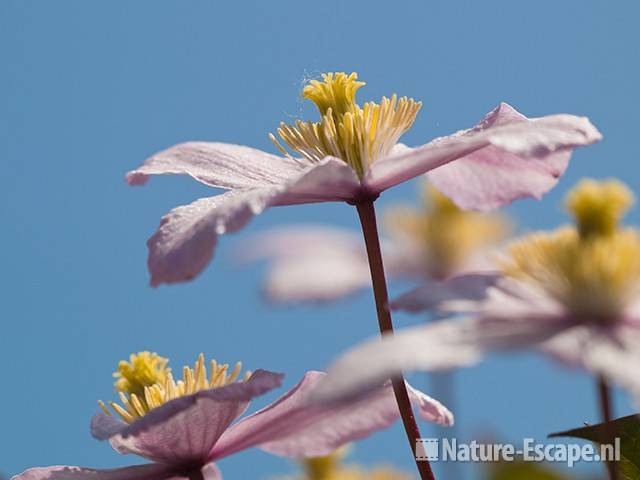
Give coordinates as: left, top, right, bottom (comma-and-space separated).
3, 1, 640, 479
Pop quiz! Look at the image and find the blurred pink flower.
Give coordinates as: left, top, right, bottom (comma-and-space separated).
14, 369, 451, 480
241, 182, 508, 305
126, 72, 600, 287
314, 179, 640, 402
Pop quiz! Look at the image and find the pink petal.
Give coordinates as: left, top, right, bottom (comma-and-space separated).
269, 157, 361, 205
238, 225, 420, 303
126, 142, 302, 189
541, 325, 640, 397
209, 371, 451, 460
147, 189, 278, 287
263, 255, 372, 302
147, 159, 360, 286
313, 321, 485, 404
11, 464, 181, 480
238, 225, 363, 262
315, 300, 571, 403
364, 103, 601, 208
92, 370, 282, 464
390, 273, 499, 313
237, 225, 370, 302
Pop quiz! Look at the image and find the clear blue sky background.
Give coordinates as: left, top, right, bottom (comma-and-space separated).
2, 1, 639, 479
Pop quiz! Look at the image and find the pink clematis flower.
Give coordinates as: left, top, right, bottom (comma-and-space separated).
14, 352, 452, 480
315, 179, 640, 402
126, 72, 600, 287
241, 181, 509, 305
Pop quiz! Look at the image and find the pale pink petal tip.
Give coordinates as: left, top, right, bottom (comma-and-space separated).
125, 171, 149, 186
366, 103, 602, 210
426, 104, 602, 211
407, 383, 454, 427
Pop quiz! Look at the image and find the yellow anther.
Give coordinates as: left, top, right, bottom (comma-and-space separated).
100, 352, 250, 424
565, 178, 634, 239
184, 365, 194, 394
98, 400, 111, 417
114, 351, 170, 399
302, 72, 365, 118
212, 364, 229, 387
228, 362, 242, 383
385, 182, 510, 279
109, 400, 135, 423
272, 72, 421, 178
130, 394, 146, 417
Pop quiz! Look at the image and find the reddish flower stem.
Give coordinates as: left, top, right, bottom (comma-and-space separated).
597, 376, 619, 480
356, 200, 435, 480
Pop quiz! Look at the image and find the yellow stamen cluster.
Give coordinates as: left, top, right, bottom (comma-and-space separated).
113, 351, 169, 399
270, 72, 422, 178
279, 447, 411, 480
566, 178, 634, 239
385, 181, 510, 279
99, 352, 251, 423
502, 179, 640, 322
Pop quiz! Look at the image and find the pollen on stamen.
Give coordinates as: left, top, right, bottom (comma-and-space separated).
99, 352, 252, 423
270, 72, 422, 179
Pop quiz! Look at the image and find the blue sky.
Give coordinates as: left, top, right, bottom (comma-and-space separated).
2, 1, 640, 478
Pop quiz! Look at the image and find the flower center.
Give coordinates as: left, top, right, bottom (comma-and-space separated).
385, 182, 510, 279
99, 352, 251, 423
270, 72, 422, 178
502, 179, 640, 322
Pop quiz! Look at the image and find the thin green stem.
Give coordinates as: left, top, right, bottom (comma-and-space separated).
356, 200, 435, 480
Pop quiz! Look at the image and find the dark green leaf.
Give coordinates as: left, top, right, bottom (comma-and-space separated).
550, 413, 640, 480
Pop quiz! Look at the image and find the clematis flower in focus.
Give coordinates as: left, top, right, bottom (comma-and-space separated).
272, 446, 411, 480
242, 180, 509, 304
126, 72, 600, 287
13, 352, 452, 480
316, 179, 640, 401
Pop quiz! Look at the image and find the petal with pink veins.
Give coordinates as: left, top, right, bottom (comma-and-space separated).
146, 158, 360, 286
146, 189, 277, 287
364, 103, 601, 208
208, 371, 451, 460
91, 370, 282, 464
126, 142, 302, 189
